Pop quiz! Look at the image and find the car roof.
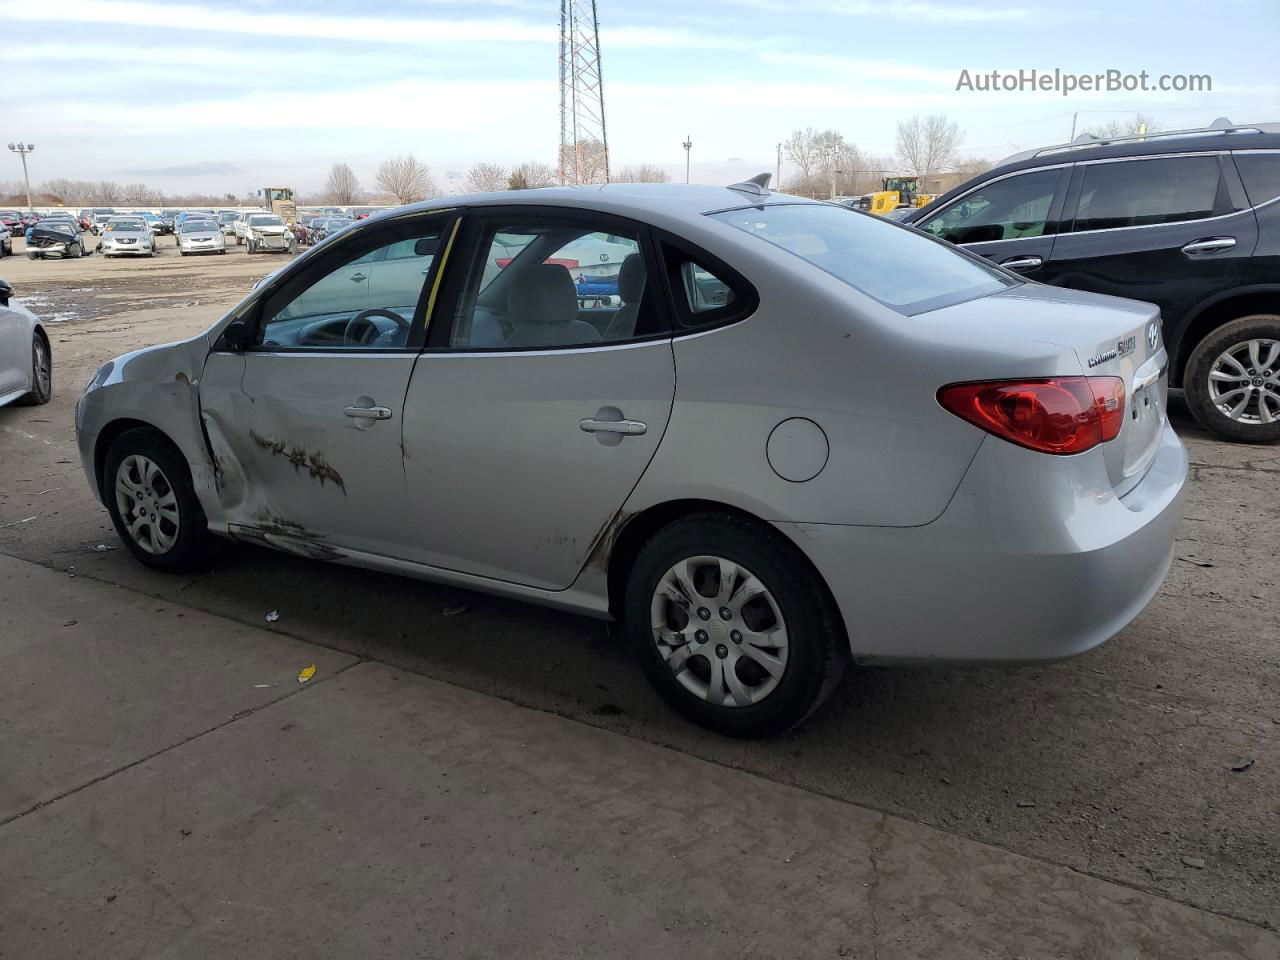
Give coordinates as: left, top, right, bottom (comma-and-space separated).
387, 180, 824, 222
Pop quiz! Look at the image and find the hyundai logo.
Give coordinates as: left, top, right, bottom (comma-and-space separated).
1148, 322, 1159, 349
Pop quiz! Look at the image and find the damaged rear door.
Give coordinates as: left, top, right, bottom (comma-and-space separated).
199, 211, 457, 558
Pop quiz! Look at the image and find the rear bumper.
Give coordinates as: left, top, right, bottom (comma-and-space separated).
777, 422, 1188, 663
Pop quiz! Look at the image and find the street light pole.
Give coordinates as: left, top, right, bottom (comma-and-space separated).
682, 136, 692, 184
7, 142, 35, 213
831, 168, 843, 200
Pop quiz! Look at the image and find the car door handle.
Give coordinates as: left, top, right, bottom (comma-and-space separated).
1181, 237, 1236, 256
349, 272, 367, 282
580, 418, 647, 436
999, 255, 1043, 271
344, 405, 392, 420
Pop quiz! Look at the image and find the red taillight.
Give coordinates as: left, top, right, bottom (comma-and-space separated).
938, 376, 1125, 455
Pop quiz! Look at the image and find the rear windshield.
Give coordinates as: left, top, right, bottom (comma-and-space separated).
710, 202, 1013, 315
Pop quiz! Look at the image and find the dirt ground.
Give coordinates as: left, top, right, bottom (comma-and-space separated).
1, 235, 1277, 935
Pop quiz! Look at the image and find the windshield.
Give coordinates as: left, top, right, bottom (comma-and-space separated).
106, 219, 145, 231
182, 221, 217, 233
249, 215, 283, 227
709, 202, 1012, 315
219, 212, 240, 221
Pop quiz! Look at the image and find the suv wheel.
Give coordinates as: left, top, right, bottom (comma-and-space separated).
624, 515, 846, 738
1185, 315, 1280, 443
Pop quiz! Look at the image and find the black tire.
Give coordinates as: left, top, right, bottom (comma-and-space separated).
103, 429, 216, 573
1184, 314, 1280, 444
623, 514, 847, 738
14, 333, 51, 406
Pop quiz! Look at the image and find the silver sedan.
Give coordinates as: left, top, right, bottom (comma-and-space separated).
73, 180, 1187, 737
99, 217, 157, 257
177, 220, 227, 256
0, 277, 52, 407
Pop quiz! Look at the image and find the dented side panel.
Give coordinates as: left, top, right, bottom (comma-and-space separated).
198, 351, 418, 556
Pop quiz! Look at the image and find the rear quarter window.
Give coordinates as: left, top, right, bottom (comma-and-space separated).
1233, 152, 1280, 207
710, 203, 1012, 315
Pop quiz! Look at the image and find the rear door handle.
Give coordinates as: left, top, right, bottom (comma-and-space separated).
350, 272, 367, 282
1181, 237, 1236, 256
581, 418, 646, 436
344, 404, 392, 420
999, 255, 1043, 271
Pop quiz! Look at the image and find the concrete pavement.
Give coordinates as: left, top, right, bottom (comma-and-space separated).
2, 555, 1277, 958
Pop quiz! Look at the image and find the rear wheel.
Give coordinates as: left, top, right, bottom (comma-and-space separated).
103, 429, 215, 573
1185, 315, 1280, 443
624, 515, 846, 738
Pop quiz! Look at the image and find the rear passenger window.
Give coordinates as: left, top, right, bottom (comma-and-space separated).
1072, 156, 1223, 231
661, 242, 754, 330
1233, 152, 1280, 207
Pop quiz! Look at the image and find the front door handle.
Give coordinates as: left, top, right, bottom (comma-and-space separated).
344, 404, 392, 420
350, 272, 367, 282
581, 418, 646, 436
999, 255, 1043, 271
1181, 237, 1236, 256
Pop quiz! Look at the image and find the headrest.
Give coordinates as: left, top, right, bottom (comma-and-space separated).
508, 263, 579, 326
617, 253, 646, 304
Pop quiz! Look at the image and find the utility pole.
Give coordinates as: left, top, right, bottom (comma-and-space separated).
682, 136, 692, 184
775, 142, 781, 188
831, 168, 842, 200
7, 142, 35, 212
1070, 111, 1078, 140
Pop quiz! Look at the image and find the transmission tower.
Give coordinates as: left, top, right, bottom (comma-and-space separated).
558, 0, 610, 184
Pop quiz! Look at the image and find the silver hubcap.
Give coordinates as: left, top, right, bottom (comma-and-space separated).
32, 339, 50, 393
114, 455, 180, 554
650, 556, 789, 707
1208, 338, 1280, 425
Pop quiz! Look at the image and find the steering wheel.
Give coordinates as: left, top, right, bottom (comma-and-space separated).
343, 308, 410, 346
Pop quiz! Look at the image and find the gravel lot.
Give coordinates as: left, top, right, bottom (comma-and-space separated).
1, 234, 1277, 933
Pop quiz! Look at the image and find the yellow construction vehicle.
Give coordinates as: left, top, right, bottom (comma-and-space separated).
864, 176, 935, 215
261, 186, 298, 226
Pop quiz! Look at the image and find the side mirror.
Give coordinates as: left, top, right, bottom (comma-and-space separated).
0, 277, 12, 307
221, 318, 254, 352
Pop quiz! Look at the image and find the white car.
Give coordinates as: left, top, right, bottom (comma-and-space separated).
232, 211, 268, 244
241, 213, 296, 254
99, 217, 157, 258
177, 219, 227, 256
0, 277, 51, 407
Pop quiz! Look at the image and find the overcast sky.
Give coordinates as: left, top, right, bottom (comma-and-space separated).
2, 0, 1277, 195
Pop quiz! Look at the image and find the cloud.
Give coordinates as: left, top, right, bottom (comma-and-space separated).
126, 161, 245, 177
757, 52, 956, 86
0, 0, 766, 51
729, 0, 1032, 21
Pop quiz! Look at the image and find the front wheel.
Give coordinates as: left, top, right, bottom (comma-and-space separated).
624, 515, 846, 738
14, 334, 51, 405
103, 429, 216, 573
1185, 315, 1280, 443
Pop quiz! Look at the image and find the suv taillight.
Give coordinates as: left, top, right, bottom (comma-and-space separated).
938, 377, 1125, 455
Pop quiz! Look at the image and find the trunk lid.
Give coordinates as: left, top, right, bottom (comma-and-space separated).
935, 284, 1168, 495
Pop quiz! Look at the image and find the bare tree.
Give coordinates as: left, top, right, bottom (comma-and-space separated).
325, 163, 362, 204
1083, 113, 1162, 140
91, 181, 122, 204
375, 155, 437, 204
558, 140, 608, 184
614, 163, 670, 183
782, 128, 865, 197
508, 161, 557, 190
895, 115, 963, 178
465, 162, 509, 193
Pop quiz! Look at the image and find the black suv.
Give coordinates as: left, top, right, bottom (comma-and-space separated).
903, 120, 1280, 443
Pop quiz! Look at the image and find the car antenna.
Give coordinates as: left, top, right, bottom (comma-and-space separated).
728, 173, 772, 197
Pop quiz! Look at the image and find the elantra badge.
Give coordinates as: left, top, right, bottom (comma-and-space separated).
1088, 335, 1137, 368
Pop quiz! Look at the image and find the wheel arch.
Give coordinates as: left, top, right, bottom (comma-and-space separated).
1170, 286, 1280, 385
603, 498, 849, 648
93, 418, 185, 503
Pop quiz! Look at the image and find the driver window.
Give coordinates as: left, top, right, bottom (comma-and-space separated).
258, 226, 445, 351
450, 219, 659, 349
920, 169, 1060, 244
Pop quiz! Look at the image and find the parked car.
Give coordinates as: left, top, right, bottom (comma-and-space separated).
231, 211, 268, 244
349, 206, 377, 219
136, 212, 166, 234
74, 179, 1186, 737
26, 219, 86, 259
0, 211, 25, 233
0, 276, 52, 407
98, 216, 157, 257
242, 213, 296, 254
177, 219, 227, 256
0, 225, 12, 258
902, 118, 1280, 442
216, 210, 242, 235
20, 212, 40, 229
78, 209, 93, 228
90, 213, 114, 236
159, 208, 180, 232
309, 217, 353, 244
